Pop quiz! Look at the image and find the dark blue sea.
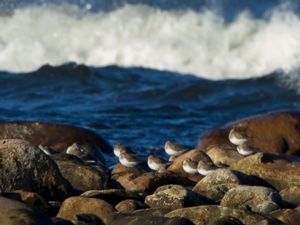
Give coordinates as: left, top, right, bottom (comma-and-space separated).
1, 0, 300, 164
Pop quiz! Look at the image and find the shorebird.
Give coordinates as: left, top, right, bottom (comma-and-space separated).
66, 143, 88, 158
114, 143, 133, 157
197, 151, 218, 176
147, 155, 170, 171
165, 140, 188, 156
38, 145, 52, 155
119, 152, 142, 167
182, 158, 198, 174
236, 144, 257, 156
228, 128, 248, 146
168, 155, 177, 162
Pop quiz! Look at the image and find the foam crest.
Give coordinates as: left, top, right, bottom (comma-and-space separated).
1, 4, 300, 79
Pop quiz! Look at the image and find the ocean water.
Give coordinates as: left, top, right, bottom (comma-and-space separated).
1, 0, 300, 164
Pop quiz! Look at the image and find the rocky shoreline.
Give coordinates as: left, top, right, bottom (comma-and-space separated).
0, 111, 300, 225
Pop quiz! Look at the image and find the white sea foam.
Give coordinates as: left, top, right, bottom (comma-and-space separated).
1, 4, 300, 79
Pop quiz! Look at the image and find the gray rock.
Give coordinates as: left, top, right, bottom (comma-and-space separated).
115, 199, 147, 213
206, 144, 243, 166
220, 185, 281, 214
56, 196, 115, 225
145, 184, 211, 210
279, 186, 300, 207
193, 169, 268, 201
52, 154, 108, 193
165, 205, 282, 225
108, 214, 193, 225
0, 139, 72, 200
0, 196, 53, 225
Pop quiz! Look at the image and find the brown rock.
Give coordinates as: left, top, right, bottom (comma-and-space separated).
108, 214, 192, 225
198, 111, 300, 155
52, 154, 108, 193
206, 144, 243, 166
0, 139, 72, 200
230, 153, 300, 190
279, 186, 300, 207
192, 169, 268, 201
165, 205, 282, 225
111, 171, 195, 194
0, 122, 112, 154
145, 184, 211, 210
276, 207, 300, 225
220, 185, 281, 214
132, 208, 172, 217
2, 190, 48, 213
81, 189, 146, 206
57, 196, 115, 224
115, 199, 147, 213
0, 196, 53, 225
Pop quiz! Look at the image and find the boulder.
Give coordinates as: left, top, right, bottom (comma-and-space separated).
0, 121, 112, 154
192, 169, 268, 201
145, 185, 211, 210
108, 214, 192, 225
165, 205, 282, 225
81, 189, 145, 206
198, 111, 300, 156
52, 154, 108, 193
230, 153, 300, 190
111, 171, 195, 194
2, 190, 48, 213
115, 199, 147, 213
206, 144, 243, 166
56, 196, 115, 224
220, 185, 281, 214
275, 207, 300, 225
279, 186, 300, 207
0, 196, 53, 225
0, 139, 72, 200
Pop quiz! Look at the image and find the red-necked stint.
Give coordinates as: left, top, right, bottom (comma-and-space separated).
114, 143, 133, 157
197, 151, 218, 176
182, 158, 198, 174
236, 144, 256, 156
119, 152, 142, 168
147, 155, 170, 171
165, 140, 187, 156
228, 128, 248, 146
66, 143, 88, 158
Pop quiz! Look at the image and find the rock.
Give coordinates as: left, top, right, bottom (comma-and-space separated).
52, 154, 108, 193
108, 214, 192, 225
0, 121, 112, 154
74, 214, 105, 225
2, 190, 48, 213
279, 186, 300, 207
145, 185, 211, 210
165, 205, 282, 225
132, 208, 172, 217
111, 164, 145, 175
213, 217, 244, 225
0, 139, 72, 200
230, 153, 300, 190
115, 199, 147, 213
111, 171, 195, 194
220, 185, 281, 214
80, 189, 146, 206
0, 196, 54, 225
56, 196, 115, 224
52, 217, 74, 225
206, 144, 243, 166
192, 169, 268, 201
275, 207, 300, 225
198, 111, 300, 156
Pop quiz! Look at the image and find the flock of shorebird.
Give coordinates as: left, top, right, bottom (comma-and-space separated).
38, 127, 255, 176
114, 128, 256, 176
